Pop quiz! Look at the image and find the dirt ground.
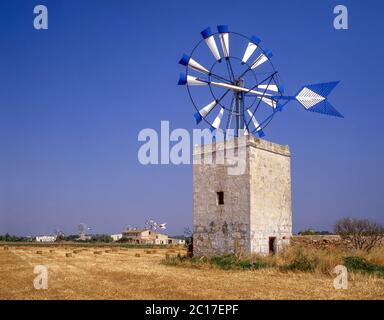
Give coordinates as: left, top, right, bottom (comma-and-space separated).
1, 244, 383, 300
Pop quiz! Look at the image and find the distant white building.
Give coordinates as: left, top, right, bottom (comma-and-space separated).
168, 238, 186, 245
35, 235, 56, 242
155, 233, 168, 245
78, 234, 92, 241
110, 233, 123, 242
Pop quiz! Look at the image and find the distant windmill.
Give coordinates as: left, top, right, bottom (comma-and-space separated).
144, 219, 167, 231
54, 228, 64, 240
78, 223, 91, 241
158, 223, 167, 230
124, 224, 132, 232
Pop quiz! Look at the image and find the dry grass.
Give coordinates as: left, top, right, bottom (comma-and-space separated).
0, 244, 383, 300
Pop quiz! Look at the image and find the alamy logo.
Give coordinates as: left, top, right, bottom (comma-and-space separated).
137, 121, 247, 175
33, 5, 48, 30
333, 265, 348, 289
334, 5, 348, 30
33, 265, 48, 290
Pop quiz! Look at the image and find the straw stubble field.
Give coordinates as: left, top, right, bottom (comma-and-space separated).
0, 244, 383, 300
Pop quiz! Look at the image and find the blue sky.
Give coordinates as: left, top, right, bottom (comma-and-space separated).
0, 0, 383, 236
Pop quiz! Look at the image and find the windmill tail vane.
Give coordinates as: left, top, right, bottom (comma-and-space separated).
178, 25, 343, 137
274, 81, 343, 118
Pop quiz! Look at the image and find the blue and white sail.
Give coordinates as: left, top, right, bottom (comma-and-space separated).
242, 36, 261, 64
217, 25, 230, 58
294, 81, 343, 118
179, 54, 210, 74
201, 27, 221, 61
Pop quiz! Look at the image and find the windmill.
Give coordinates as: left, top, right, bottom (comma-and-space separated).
78, 223, 91, 241
144, 219, 167, 231
178, 25, 342, 137
54, 228, 64, 240
180, 26, 343, 256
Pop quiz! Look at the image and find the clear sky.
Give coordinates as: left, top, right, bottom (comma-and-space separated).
1, 0, 383, 236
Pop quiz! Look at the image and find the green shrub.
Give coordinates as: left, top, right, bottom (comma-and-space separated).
283, 251, 318, 272
162, 254, 271, 271
210, 255, 238, 270
344, 256, 384, 277
238, 260, 269, 270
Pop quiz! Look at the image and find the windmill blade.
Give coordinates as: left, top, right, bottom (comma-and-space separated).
257, 96, 277, 108
247, 109, 265, 137
250, 49, 273, 70
178, 74, 208, 86
179, 54, 209, 74
295, 81, 343, 117
217, 25, 229, 58
257, 84, 279, 92
211, 107, 225, 130
201, 27, 221, 61
242, 35, 261, 64
194, 100, 218, 124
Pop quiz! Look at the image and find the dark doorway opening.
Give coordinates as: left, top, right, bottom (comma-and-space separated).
216, 191, 224, 205
269, 237, 276, 254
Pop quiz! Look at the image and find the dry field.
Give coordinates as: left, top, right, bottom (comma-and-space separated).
0, 244, 383, 300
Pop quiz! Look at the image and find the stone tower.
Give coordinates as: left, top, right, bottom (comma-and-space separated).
193, 135, 292, 256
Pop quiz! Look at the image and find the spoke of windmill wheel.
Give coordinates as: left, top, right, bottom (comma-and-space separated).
179, 54, 232, 84
245, 76, 277, 131
225, 95, 236, 132
194, 89, 231, 124
237, 49, 273, 79
216, 25, 235, 81
224, 58, 235, 82
178, 74, 208, 86
209, 72, 233, 84
247, 109, 261, 130
239, 72, 278, 96
208, 81, 272, 96
253, 76, 278, 108
217, 25, 230, 58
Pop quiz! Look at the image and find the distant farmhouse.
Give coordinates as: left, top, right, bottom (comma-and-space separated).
118, 229, 185, 245
35, 235, 56, 242
110, 233, 123, 242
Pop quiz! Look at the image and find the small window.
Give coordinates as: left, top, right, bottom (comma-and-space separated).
217, 191, 224, 205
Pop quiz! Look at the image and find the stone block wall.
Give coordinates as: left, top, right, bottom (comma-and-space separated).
193, 136, 292, 256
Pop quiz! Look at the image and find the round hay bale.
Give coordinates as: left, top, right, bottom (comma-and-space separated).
36, 251, 43, 254
65, 253, 72, 257
94, 251, 102, 255
73, 249, 81, 254
104, 250, 111, 253
49, 249, 55, 253
135, 253, 140, 257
